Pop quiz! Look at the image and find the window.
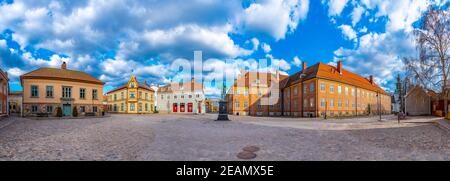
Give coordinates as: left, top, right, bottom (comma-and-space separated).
46, 106, 53, 113
139, 103, 143, 111
235, 101, 240, 108
189, 95, 192, 99
345, 100, 349, 108
62, 87, 72, 98
139, 91, 143, 99
357, 101, 360, 108
244, 101, 248, 108
174, 96, 177, 99
338, 86, 342, 94
196, 94, 200, 98
31, 105, 38, 113
130, 103, 135, 111
330, 85, 334, 93
80, 106, 85, 113
92, 89, 98, 100
236, 89, 240, 95
294, 86, 298, 95
310, 83, 314, 93
321, 98, 326, 107
293, 101, 297, 109
304, 99, 308, 108
357, 90, 360, 97
345, 87, 349, 95
303, 86, 307, 94
80, 88, 86, 99
113, 104, 117, 112
130, 91, 136, 99
93, 106, 98, 113
145, 93, 148, 100
320, 83, 325, 91
244, 88, 249, 96
46, 86, 53, 98
145, 103, 148, 111
31, 85, 39, 97
330, 99, 334, 107
114, 94, 117, 101
130, 82, 135, 88
121, 103, 124, 111
181, 95, 185, 99
351, 88, 355, 96
310, 98, 314, 107
338, 100, 342, 108
258, 91, 262, 97
257, 102, 262, 109
121, 92, 124, 100
352, 101, 355, 108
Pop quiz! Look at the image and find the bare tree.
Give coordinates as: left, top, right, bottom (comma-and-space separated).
405, 6, 450, 115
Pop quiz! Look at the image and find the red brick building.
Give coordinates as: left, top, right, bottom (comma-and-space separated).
0, 68, 9, 116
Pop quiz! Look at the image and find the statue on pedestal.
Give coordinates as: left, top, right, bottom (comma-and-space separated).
216, 79, 230, 121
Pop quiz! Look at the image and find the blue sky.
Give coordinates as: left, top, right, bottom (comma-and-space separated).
0, 0, 449, 97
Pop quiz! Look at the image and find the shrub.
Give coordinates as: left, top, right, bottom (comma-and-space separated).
73, 106, 78, 117
56, 107, 63, 117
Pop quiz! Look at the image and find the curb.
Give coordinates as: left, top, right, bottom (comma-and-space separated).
434, 120, 450, 132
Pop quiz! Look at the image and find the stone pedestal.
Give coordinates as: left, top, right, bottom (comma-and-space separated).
216, 100, 230, 121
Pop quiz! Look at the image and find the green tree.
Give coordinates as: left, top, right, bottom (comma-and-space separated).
56, 107, 63, 117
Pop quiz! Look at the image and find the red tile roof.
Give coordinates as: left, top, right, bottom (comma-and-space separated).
284, 62, 389, 95
21, 68, 104, 85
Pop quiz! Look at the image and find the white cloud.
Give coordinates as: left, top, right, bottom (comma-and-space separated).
325, 0, 350, 16
238, 0, 309, 40
262, 43, 272, 53
338, 24, 357, 41
0, 39, 6, 49
359, 26, 368, 33
293, 56, 302, 67
7, 67, 25, 79
351, 5, 365, 26
251, 38, 260, 51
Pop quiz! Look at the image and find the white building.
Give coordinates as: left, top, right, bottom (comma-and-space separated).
157, 78, 206, 114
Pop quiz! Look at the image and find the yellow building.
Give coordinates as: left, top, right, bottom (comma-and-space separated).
20, 62, 105, 117
106, 75, 155, 114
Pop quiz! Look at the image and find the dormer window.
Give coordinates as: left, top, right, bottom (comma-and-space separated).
130, 82, 135, 88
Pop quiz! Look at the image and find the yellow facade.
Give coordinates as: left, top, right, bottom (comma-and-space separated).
106, 75, 155, 114
22, 78, 104, 116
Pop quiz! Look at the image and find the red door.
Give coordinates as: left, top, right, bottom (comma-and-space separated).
173, 103, 178, 112
180, 103, 185, 112
188, 103, 193, 113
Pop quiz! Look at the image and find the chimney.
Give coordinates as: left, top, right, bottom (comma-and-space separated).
302, 62, 307, 72
337, 61, 343, 74
61, 62, 67, 69
369, 75, 374, 84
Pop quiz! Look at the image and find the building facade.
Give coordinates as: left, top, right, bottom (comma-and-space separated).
0, 69, 9, 116
157, 78, 206, 114
226, 69, 288, 116
405, 86, 431, 116
227, 61, 392, 117
106, 75, 155, 114
8, 91, 22, 116
20, 62, 105, 117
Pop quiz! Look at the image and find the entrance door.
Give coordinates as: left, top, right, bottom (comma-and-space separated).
180, 103, 185, 113
63, 104, 72, 116
173, 103, 178, 113
188, 103, 193, 113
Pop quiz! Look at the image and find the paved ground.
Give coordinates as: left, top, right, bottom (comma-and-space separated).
0, 114, 448, 161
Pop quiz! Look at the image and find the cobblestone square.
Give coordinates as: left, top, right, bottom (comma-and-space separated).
0, 114, 448, 161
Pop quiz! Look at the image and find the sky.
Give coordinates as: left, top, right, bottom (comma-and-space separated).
0, 0, 449, 98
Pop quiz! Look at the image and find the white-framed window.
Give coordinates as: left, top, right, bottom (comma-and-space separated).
345, 87, 349, 95
320, 83, 325, 92
310, 83, 314, 93
329, 99, 334, 107
235, 101, 240, 108
351, 88, 355, 96
345, 100, 349, 108
338, 100, 342, 108
330, 84, 334, 93
321, 98, 326, 107
338, 86, 342, 94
